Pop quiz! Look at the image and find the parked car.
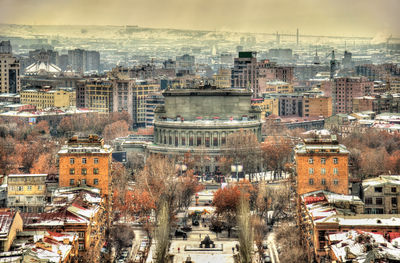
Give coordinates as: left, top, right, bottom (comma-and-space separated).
174, 229, 188, 238
181, 225, 192, 232
263, 252, 271, 263
262, 241, 268, 249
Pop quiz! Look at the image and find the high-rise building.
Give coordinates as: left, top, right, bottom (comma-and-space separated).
0, 41, 20, 93
58, 135, 112, 196
232, 51, 258, 92
77, 79, 113, 112
333, 77, 374, 114
176, 54, 195, 75
68, 49, 100, 74
145, 92, 164, 127
295, 135, 349, 195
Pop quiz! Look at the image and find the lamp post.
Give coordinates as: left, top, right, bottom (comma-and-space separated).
231, 164, 243, 182
176, 163, 187, 176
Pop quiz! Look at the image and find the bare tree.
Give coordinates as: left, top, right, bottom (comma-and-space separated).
154, 201, 171, 263
237, 195, 253, 263
222, 129, 262, 179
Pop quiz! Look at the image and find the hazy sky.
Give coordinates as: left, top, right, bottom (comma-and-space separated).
1, 0, 399, 36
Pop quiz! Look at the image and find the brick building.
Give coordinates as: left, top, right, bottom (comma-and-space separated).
333, 77, 374, 114
295, 135, 350, 195
352, 94, 400, 114
58, 135, 112, 196
303, 96, 332, 118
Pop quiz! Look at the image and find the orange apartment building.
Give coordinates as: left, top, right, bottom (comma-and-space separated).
58, 135, 112, 196
295, 135, 350, 196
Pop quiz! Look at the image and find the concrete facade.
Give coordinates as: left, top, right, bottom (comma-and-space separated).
149, 86, 262, 173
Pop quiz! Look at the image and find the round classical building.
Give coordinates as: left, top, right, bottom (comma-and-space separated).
147, 86, 262, 173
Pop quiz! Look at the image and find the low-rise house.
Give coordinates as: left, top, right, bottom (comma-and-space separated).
328, 230, 400, 262
21, 231, 78, 263
21, 188, 105, 261
362, 175, 400, 214
0, 209, 23, 252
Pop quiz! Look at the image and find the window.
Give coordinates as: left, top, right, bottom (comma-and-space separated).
93, 168, 99, 174
77, 228, 88, 239
205, 137, 210, 147
376, 198, 383, 205
365, 197, 373, 204
321, 158, 326, 164
392, 197, 397, 206
375, 187, 383, 193
81, 168, 87, 175
81, 179, 86, 185
213, 137, 218, 147
70, 158, 75, 164
392, 187, 397, 193
181, 137, 186, 146
27, 186, 32, 190
70, 168, 75, 175
94, 158, 99, 164
38, 185, 43, 190
321, 179, 326, 185
321, 168, 326, 175
70, 179, 74, 186
333, 158, 338, 164
309, 168, 314, 174
333, 179, 339, 185
309, 179, 314, 185
82, 158, 87, 164
93, 179, 99, 185
197, 136, 202, 146
17, 186, 23, 191
308, 158, 313, 164
333, 168, 338, 175
189, 136, 194, 146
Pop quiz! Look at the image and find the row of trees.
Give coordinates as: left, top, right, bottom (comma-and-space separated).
218, 129, 294, 179
340, 129, 400, 179
211, 178, 294, 262
111, 155, 204, 262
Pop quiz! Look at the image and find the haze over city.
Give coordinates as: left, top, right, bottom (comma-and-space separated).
1, 0, 400, 37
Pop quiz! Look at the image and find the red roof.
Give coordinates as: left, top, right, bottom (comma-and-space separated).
304, 196, 326, 204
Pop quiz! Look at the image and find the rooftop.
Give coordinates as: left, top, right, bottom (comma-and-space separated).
329, 230, 400, 262
0, 211, 15, 239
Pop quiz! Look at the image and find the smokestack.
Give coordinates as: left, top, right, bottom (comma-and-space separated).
296, 28, 299, 46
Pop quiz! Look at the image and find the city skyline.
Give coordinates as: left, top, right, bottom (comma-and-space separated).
0, 0, 399, 37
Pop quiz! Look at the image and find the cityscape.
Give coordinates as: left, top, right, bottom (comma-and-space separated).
0, 0, 400, 262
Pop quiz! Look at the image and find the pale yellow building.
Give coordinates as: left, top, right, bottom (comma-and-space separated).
20, 88, 76, 110
252, 97, 279, 119
260, 81, 293, 94
7, 174, 47, 213
213, 68, 231, 88
133, 81, 160, 125
389, 80, 400, 93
